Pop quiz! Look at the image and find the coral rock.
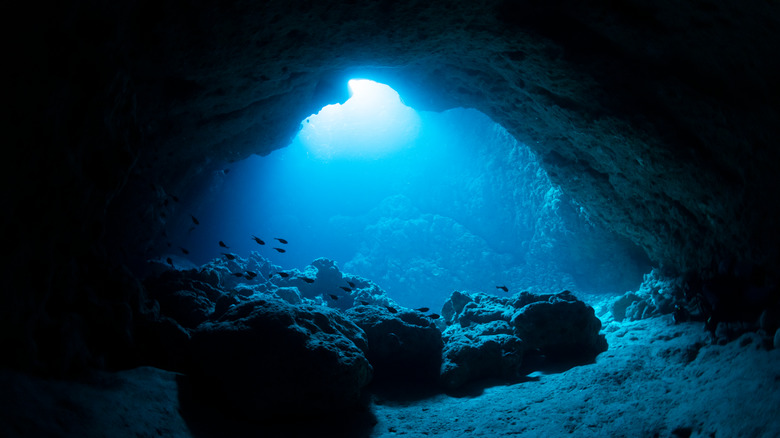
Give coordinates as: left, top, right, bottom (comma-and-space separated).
346, 305, 443, 382
190, 297, 372, 419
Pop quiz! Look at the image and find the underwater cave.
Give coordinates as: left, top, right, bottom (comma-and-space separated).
4, 1, 780, 437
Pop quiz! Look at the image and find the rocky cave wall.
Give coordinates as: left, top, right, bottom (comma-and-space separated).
6, 0, 780, 373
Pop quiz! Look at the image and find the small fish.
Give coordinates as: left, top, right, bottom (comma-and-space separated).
166, 242, 171, 247
347, 281, 356, 288
328, 294, 339, 300
428, 313, 440, 319
171, 195, 179, 203
340, 286, 352, 292
166, 257, 174, 268
219, 241, 229, 248
496, 285, 509, 292
302, 278, 315, 284
245, 271, 258, 278
187, 226, 196, 233
222, 168, 231, 175
274, 272, 290, 278
232, 272, 244, 278
190, 214, 200, 225
251, 235, 265, 245
222, 253, 236, 260
274, 238, 288, 244
359, 300, 370, 306
415, 307, 430, 313
179, 247, 190, 255
386, 306, 398, 314
273, 247, 286, 253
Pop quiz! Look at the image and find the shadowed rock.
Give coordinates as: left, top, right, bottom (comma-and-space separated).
346, 305, 443, 382
190, 297, 372, 420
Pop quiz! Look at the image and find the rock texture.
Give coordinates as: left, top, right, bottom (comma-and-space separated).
191, 298, 373, 419
440, 290, 606, 389
346, 305, 443, 382
6, 0, 780, 375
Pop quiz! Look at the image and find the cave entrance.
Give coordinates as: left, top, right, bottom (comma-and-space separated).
175, 79, 651, 310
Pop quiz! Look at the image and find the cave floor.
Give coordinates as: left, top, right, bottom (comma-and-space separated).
2, 316, 779, 438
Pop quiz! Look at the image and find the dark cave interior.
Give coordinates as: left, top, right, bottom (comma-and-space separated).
4, 0, 780, 435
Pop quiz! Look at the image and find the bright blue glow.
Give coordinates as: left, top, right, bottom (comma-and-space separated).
297, 79, 421, 160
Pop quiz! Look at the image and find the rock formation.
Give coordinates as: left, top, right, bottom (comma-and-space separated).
440, 290, 607, 389
6, 0, 780, 377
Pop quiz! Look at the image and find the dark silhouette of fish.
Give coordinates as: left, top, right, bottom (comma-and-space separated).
496, 285, 509, 292
274, 238, 288, 244
166, 257, 174, 268
302, 278, 315, 284
232, 272, 244, 278
179, 247, 189, 255
188, 226, 196, 234
245, 271, 258, 278
274, 272, 290, 278
251, 235, 265, 245
190, 214, 199, 225
386, 306, 398, 314
359, 301, 370, 306
171, 195, 179, 203
340, 286, 352, 292
428, 313, 440, 319
329, 294, 339, 300
273, 247, 286, 253
219, 241, 229, 248
222, 253, 236, 260
415, 307, 430, 313
347, 281, 356, 288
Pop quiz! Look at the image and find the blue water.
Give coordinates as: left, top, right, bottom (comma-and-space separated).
167, 80, 651, 310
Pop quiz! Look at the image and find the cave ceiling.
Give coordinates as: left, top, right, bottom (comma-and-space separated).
16, 0, 780, 278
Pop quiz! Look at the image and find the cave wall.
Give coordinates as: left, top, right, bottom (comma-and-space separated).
120, 0, 780, 273
6, 0, 780, 373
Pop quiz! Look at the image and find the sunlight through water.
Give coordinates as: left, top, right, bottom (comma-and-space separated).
297, 79, 421, 160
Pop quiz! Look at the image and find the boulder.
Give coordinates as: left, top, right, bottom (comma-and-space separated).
346, 305, 443, 382
440, 320, 524, 390
190, 297, 372, 419
511, 292, 607, 361
438, 290, 607, 389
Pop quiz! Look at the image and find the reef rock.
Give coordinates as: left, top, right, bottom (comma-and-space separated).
440, 320, 525, 390
439, 290, 606, 389
190, 297, 372, 419
511, 291, 607, 360
346, 305, 443, 382
610, 270, 683, 322
143, 270, 224, 329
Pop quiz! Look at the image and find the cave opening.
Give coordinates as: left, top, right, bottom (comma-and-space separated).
165, 79, 652, 311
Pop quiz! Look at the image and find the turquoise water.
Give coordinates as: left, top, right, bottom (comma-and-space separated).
170, 80, 650, 310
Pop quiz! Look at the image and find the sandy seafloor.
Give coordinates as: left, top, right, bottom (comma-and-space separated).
2, 307, 779, 438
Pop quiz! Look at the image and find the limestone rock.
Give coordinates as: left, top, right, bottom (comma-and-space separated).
346, 305, 443, 382
439, 289, 605, 389
144, 270, 225, 329
511, 292, 607, 361
190, 297, 372, 419
440, 321, 524, 390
